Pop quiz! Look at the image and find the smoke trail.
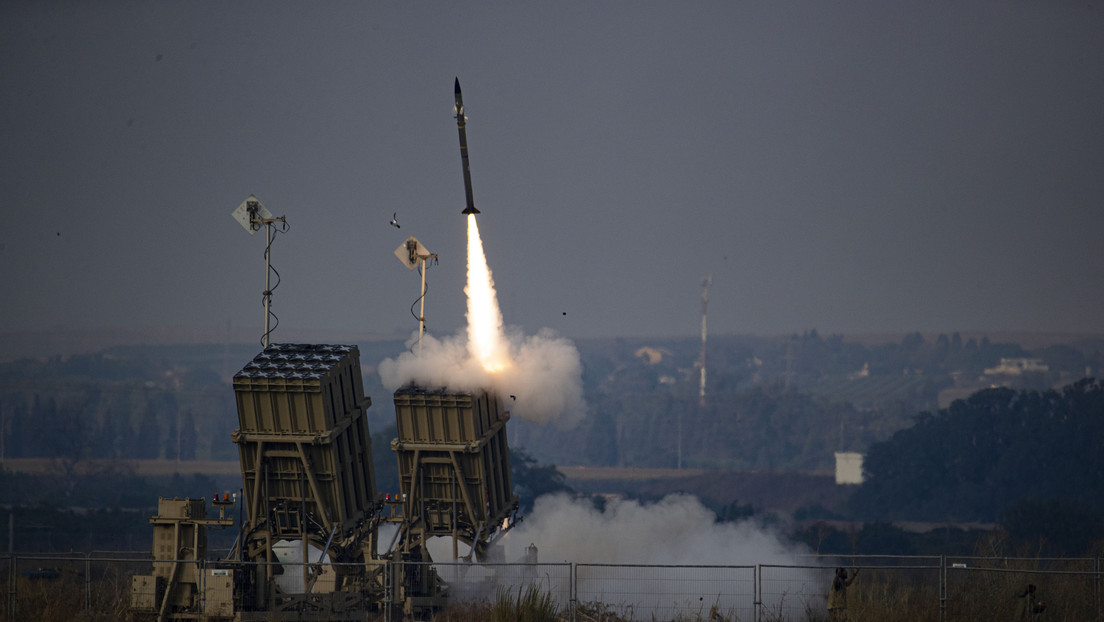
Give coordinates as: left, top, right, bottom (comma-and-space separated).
465, 214, 510, 372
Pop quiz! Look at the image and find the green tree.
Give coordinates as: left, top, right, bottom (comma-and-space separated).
135, 403, 161, 459
179, 408, 197, 460
999, 497, 1104, 556
850, 380, 1104, 522
510, 449, 572, 513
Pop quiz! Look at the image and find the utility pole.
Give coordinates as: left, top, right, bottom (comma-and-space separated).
698, 275, 712, 407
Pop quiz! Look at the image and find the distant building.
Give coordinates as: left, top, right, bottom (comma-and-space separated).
983, 358, 1048, 376
635, 346, 671, 365
848, 362, 870, 380
834, 452, 864, 485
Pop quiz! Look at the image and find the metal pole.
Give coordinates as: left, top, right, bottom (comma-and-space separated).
1090, 554, 1099, 622
940, 555, 946, 622
9, 554, 16, 619
263, 222, 272, 348
570, 563, 576, 622
755, 564, 761, 622
418, 257, 427, 354
84, 555, 91, 611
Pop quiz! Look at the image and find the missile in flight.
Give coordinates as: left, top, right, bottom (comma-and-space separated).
454, 77, 480, 215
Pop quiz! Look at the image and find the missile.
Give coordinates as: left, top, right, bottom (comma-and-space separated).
454, 78, 480, 215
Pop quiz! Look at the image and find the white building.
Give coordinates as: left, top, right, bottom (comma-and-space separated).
834, 452, 864, 485
983, 357, 1048, 376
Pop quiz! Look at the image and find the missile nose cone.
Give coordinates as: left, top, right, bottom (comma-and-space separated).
454, 77, 461, 96
462, 206, 480, 215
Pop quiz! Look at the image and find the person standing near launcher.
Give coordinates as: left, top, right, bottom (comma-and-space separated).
828, 567, 859, 622
1016, 584, 1046, 619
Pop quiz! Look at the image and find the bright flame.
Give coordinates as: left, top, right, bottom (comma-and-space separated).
465, 214, 511, 373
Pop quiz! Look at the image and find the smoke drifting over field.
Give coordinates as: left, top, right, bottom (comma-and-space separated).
504, 493, 807, 566
377, 328, 586, 428
436, 493, 820, 619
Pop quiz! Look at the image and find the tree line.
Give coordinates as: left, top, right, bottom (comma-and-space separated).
1, 333, 1100, 472
850, 378, 1104, 523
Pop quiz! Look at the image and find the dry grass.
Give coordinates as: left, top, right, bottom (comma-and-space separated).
490, 584, 560, 622
6, 560, 1100, 622
3, 572, 131, 622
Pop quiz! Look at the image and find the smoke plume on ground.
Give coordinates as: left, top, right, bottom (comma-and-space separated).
463, 493, 821, 618
503, 493, 806, 566
378, 328, 585, 428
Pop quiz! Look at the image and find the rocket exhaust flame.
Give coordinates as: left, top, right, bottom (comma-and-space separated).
466, 214, 511, 373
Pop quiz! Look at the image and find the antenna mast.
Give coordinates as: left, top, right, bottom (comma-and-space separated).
395, 236, 437, 353
231, 194, 288, 348
698, 275, 712, 407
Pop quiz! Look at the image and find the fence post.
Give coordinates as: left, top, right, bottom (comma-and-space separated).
85, 554, 92, 611
7, 554, 14, 620
754, 564, 760, 622
574, 561, 582, 622
940, 555, 946, 622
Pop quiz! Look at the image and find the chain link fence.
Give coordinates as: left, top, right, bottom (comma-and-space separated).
575, 564, 754, 621
3, 553, 151, 621
945, 557, 1102, 622
2, 553, 1101, 621
426, 560, 573, 608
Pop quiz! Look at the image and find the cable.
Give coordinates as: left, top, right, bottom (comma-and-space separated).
260, 219, 290, 348
409, 266, 428, 321
406, 255, 437, 355
408, 267, 428, 355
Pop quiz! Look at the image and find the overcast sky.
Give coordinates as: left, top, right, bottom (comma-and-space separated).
2, 2, 1102, 351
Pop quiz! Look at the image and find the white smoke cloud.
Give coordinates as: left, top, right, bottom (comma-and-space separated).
481, 493, 819, 619
378, 328, 586, 428
503, 493, 806, 566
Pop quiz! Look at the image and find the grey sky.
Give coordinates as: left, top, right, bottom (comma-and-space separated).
2, 2, 1102, 350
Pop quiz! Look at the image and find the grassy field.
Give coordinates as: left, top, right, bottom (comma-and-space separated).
6, 564, 1098, 622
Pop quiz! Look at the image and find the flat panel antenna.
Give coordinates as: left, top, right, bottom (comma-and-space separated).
231, 194, 274, 234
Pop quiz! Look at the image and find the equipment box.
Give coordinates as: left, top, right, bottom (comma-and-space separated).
130, 574, 164, 611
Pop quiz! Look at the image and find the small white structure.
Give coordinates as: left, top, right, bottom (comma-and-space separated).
834, 452, 864, 485
983, 358, 1048, 376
